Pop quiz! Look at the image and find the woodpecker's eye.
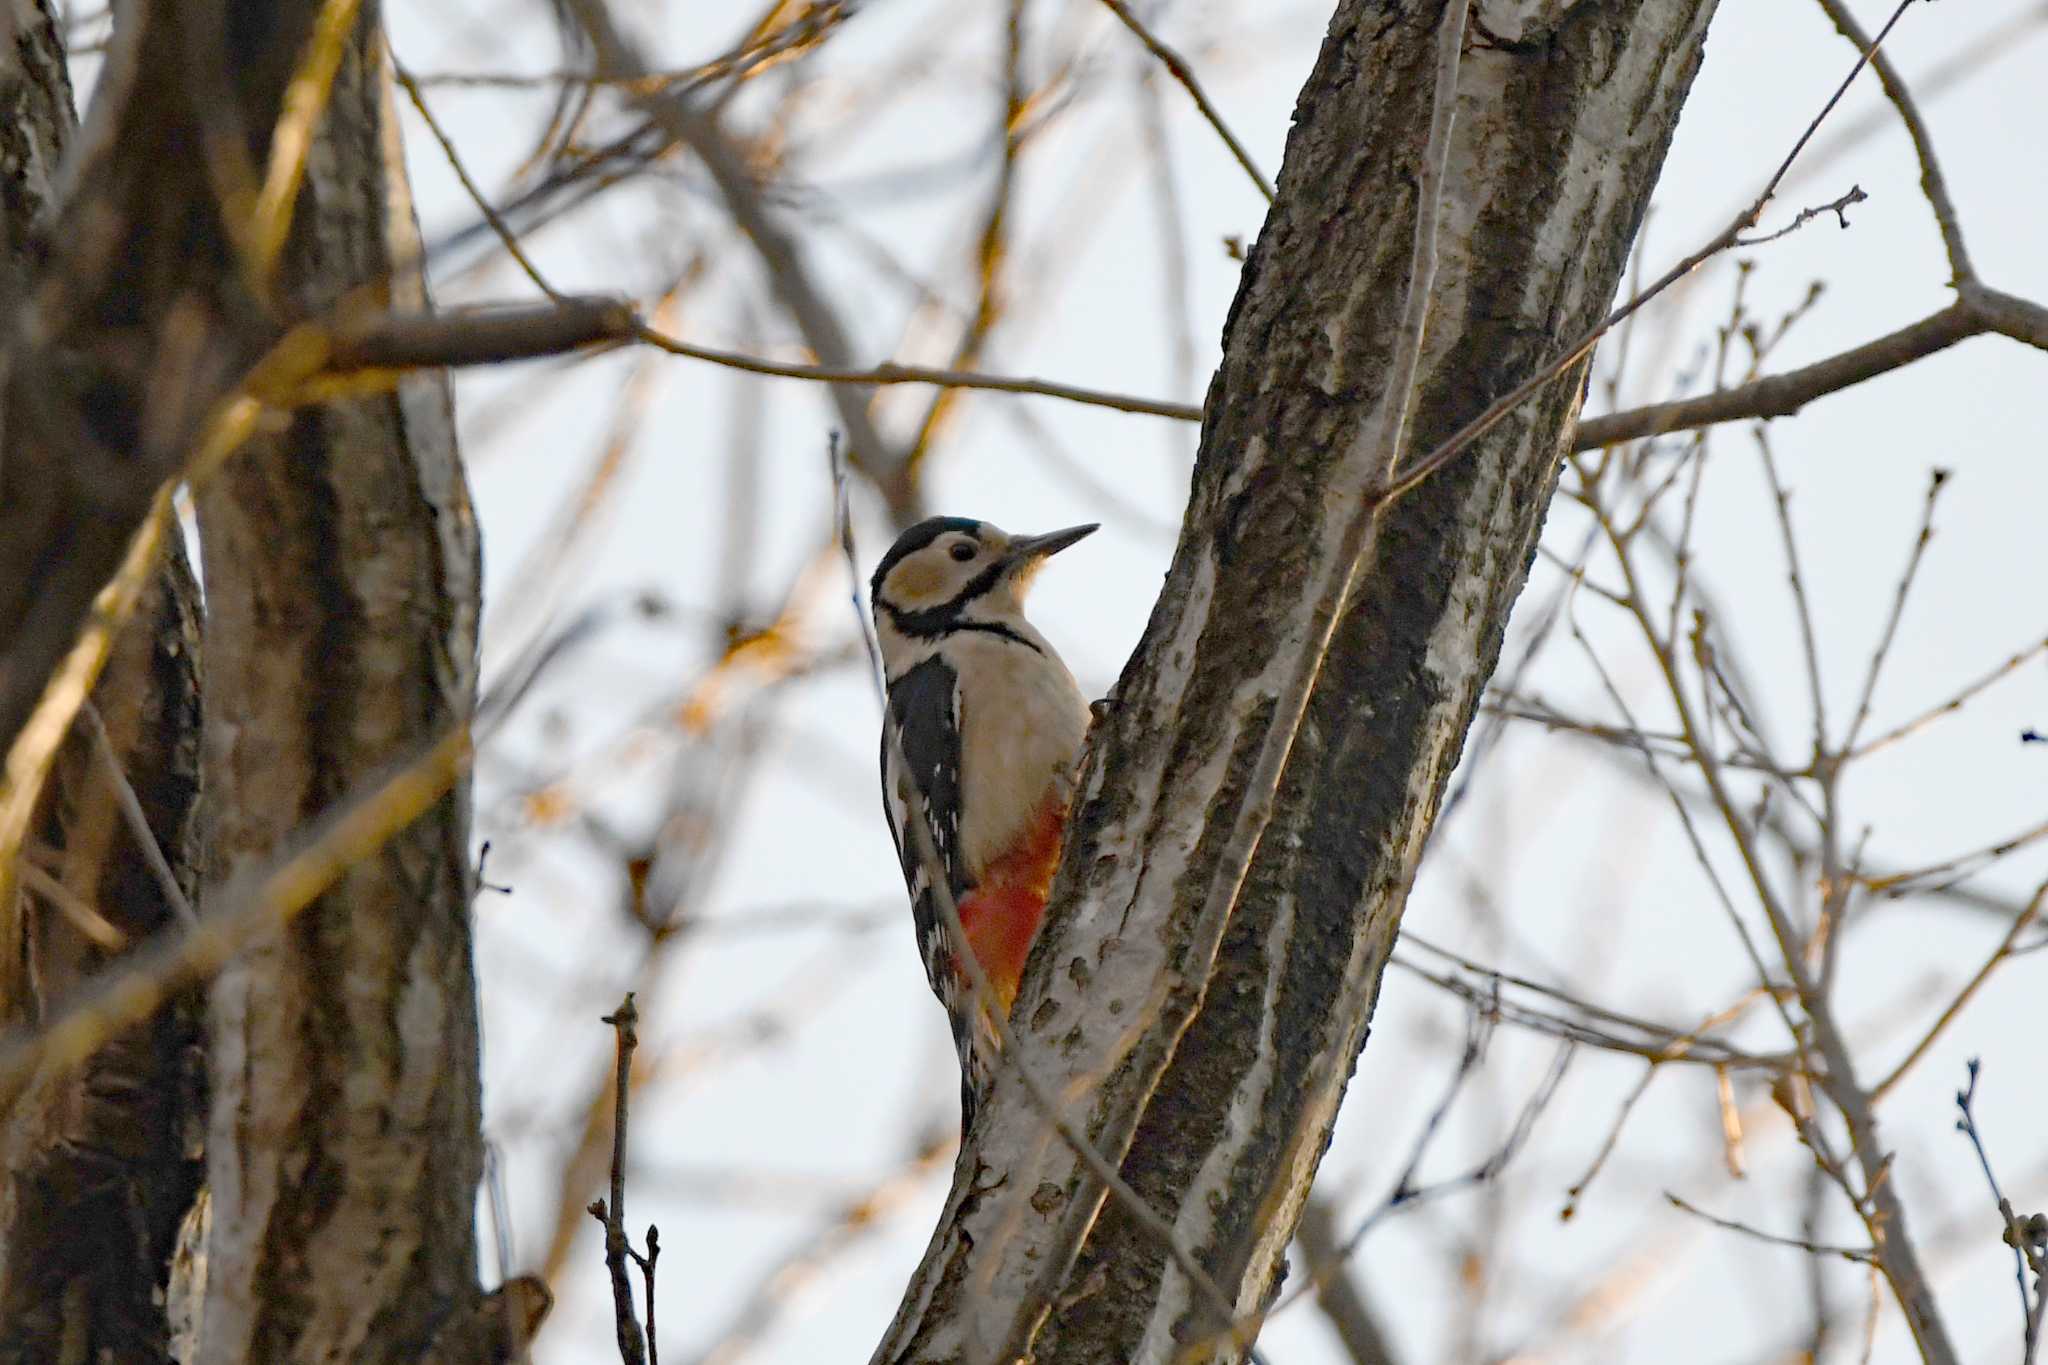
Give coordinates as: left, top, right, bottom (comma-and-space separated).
949, 542, 976, 562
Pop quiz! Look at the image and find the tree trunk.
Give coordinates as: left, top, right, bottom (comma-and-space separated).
188, 11, 487, 1362
0, 549, 206, 1364
874, 1, 1719, 1360
0, 6, 209, 1359
0, 0, 325, 759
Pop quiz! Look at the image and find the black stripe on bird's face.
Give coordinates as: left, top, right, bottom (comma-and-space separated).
870, 518, 1096, 641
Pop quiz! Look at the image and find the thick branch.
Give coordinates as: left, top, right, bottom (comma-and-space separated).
1574, 282, 2048, 449
1573, 301, 1981, 448
329, 297, 637, 371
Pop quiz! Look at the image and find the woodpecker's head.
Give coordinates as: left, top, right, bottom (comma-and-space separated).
870, 517, 1096, 658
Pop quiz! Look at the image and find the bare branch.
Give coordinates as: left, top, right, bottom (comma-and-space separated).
554, 0, 917, 518
1954, 1060, 2048, 1363
1872, 881, 2046, 1101
79, 701, 197, 928
1731, 183, 1867, 247
1098, 0, 1276, 204
1842, 467, 1950, 753
635, 325, 1202, 421
1812, 0, 1973, 283
329, 298, 636, 370
1573, 301, 1979, 450
1664, 1193, 1874, 1265
1294, 1200, 1402, 1365
1849, 632, 2048, 762
1579, 458, 1959, 1362
391, 58, 566, 301
587, 994, 651, 1365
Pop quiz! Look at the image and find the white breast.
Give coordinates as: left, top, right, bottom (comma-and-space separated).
946, 630, 1090, 879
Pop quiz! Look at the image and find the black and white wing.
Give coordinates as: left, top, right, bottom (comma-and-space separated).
880, 655, 986, 1131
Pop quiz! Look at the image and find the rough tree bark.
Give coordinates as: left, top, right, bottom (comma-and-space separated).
0, 0, 327, 759
187, 10, 488, 1363
0, 553, 205, 1364
0, 0, 535, 1356
0, 7, 208, 1360
874, 1, 1720, 1360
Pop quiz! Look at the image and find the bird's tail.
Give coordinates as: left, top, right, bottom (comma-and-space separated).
953, 987, 1002, 1142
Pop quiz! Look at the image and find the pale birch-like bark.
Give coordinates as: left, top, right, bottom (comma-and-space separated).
874, 2, 1721, 1360
190, 11, 487, 1361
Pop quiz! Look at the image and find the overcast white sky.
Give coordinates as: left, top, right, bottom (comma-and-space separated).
365, 1, 2048, 1359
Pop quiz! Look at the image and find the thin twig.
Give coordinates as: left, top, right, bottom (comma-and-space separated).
1664, 1192, 1875, 1264
392, 58, 566, 302
1842, 467, 1949, 752
897, 0, 1032, 486
1344, 1037, 1574, 1257
1955, 1059, 2047, 1364
1098, 0, 1275, 204
1731, 183, 1867, 247
556, 0, 912, 512
79, 700, 199, 927
1200, 1026, 1572, 1361
1755, 430, 1828, 761
1554, 530, 1801, 1048
587, 994, 651, 1365
1587, 455, 1960, 1361
1848, 632, 2048, 762
15, 860, 127, 951
1562, 1065, 1659, 1221
639, 1227, 660, 1365
1872, 881, 2046, 1101
636, 323, 1199, 420
1859, 814, 2048, 897
248, 0, 367, 288
1390, 953, 1782, 1071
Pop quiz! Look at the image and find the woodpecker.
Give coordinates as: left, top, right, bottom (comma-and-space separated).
871, 516, 1097, 1136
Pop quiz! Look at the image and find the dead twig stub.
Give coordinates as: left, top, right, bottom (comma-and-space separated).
587, 994, 656, 1365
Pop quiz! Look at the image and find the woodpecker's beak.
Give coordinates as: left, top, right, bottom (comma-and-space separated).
1006, 523, 1099, 566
